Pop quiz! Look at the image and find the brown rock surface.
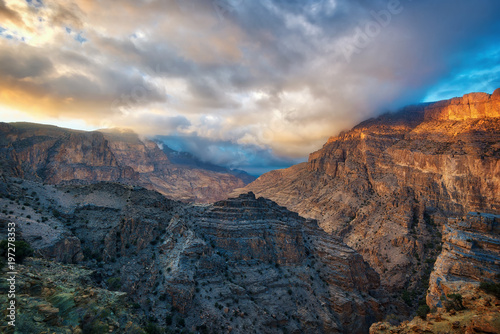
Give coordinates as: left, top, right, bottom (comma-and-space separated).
142, 192, 385, 333
427, 212, 500, 308
370, 283, 500, 334
101, 128, 168, 174
235, 90, 500, 291
423, 90, 500, 121
0, 122, 253, 203
1, 178, 386, 333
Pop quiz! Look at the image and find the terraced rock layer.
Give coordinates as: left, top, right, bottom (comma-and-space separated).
0, 179, 386, 333
236, 89, 500, 292
427, 212, 500, 308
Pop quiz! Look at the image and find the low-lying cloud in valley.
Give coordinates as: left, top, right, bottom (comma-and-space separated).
1, 0, 499, 173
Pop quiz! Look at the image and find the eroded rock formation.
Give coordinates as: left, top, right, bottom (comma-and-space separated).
235, 89, 500, 292
427, 212, 500, 308
0, 178, 385, 333
0, 123, 254, 203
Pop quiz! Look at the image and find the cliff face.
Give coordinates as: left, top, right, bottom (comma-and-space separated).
423, 91, 500, 121
0, 123, 252, 203
370, 284, 500, 334
101, 129, 168, 174
0, 123, 137, 183
427, 212, 500, 308
236, 89, 500, 292
370, 212, 500, 333
1, 178, 386, 333
161, 193, 384, 333
101, 129, 252, 202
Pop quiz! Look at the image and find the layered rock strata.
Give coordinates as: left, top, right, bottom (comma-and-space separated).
0, 123, 253, 203
0, 178, 386, 333
427, 212, 500, 308
236, 90, 500, 292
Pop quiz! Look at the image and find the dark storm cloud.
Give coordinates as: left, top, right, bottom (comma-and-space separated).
156, 134, 304, 176
0, 45, 53, 78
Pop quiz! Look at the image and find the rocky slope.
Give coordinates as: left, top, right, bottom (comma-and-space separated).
234, 89, 500, 296
370, 283, 500, 334
0, 176, 388, 333
0, 123, 254, 203
370, 211, 500, 333
427, 212, 500, 309
0, 257, 145, 334
1, 88, 499, 333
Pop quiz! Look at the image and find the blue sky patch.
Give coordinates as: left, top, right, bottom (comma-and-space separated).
75, 33, 87, 43
26, 0, 44, 8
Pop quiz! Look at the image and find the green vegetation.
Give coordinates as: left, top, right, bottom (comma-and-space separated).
441, 293, 464, 311
83, 247, 103, 262
107, 277, 122, 291
49, 292, 76, 318
81, 314, 109, 334
52, 209, 61, 218
479, 281, 500, 298
416, 304, 430, 319
176, 318, 185, 327
401, 290, 417, 306
0, 239, 33, 263
196, 324, 209, 334
145, 322, 165, 334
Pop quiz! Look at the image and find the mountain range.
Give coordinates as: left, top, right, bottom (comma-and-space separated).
0, 123, 255, 203
0, 89, 499, 333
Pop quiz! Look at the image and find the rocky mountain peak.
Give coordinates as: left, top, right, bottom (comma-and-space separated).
423, 89, 500, 121
1, 88, 499, 333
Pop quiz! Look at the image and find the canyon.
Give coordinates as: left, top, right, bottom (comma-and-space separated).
0, 89, 499, 333
236, 90, 500, 293
0, 179, 386, 333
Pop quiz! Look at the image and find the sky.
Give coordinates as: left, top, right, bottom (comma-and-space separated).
1, 0, 499, 175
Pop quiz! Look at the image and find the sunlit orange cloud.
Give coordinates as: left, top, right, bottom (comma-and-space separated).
0, 105, 99, 131
0, 0, 26, 28
0, 82, 119, 123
